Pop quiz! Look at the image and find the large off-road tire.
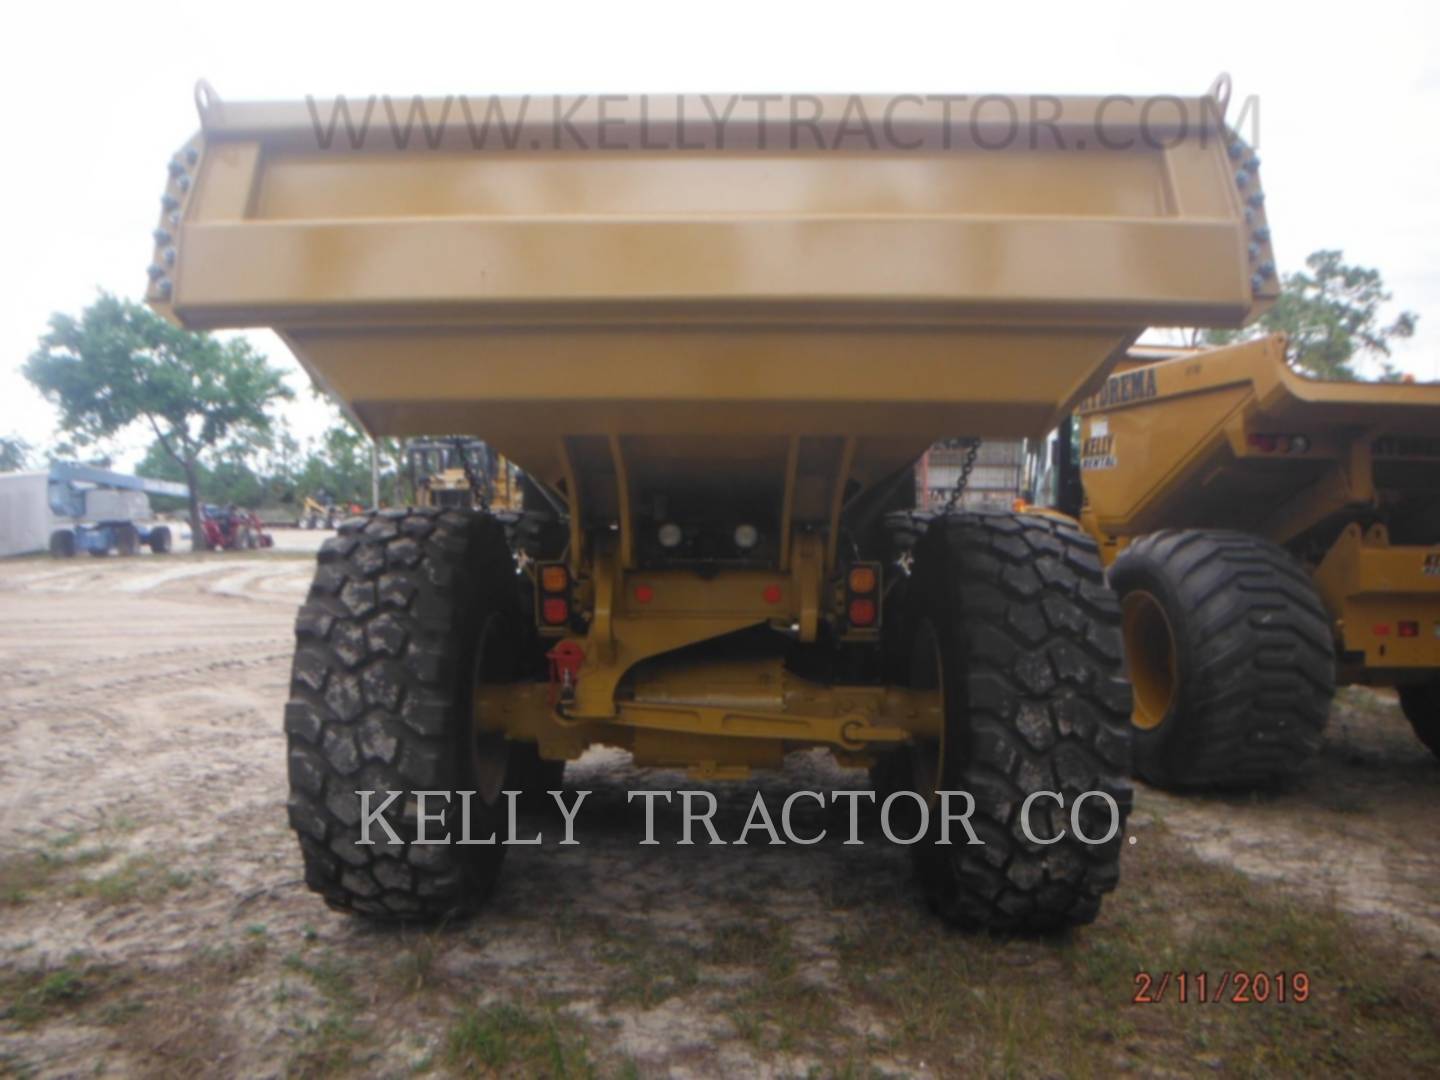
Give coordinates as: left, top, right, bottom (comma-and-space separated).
496, 508, 569, 566
878, 509, 937, 685
882, 509, 935, 565
1109, 530, 1334, 788
148, 526, 172, 555
1398, 680, 1440, 760
284, 507, 528, 919
49, 530, 76, 558
904, 512, 1133, 933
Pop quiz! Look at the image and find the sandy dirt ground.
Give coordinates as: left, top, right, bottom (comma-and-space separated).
1, 547, 1437, 1077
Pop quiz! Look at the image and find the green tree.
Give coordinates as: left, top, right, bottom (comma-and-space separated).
45, 439, 113, 469
294, 419, 376, 509
25, 294, 293, 550
1207, 250, 1417, 380
0, 434, 32, 472
377, 437, 411, 506
269, 430, 304, 503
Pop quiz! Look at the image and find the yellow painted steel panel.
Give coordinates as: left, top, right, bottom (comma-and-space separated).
148, 88, 1274, 483
1081, 337, 1440, 540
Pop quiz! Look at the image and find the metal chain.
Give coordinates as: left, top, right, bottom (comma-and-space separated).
942, 438, 982, 513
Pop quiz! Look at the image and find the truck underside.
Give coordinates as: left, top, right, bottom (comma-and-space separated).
153, 85, 1273, 928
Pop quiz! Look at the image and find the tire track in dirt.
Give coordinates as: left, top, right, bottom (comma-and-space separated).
0, 638, 293, 694
1133, 691, 1440, 951
0, 646, 292, 714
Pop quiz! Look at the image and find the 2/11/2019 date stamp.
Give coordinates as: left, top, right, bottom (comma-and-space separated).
1133, 971, 1311, 1004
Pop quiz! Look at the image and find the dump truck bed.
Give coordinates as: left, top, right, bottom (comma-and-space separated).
1079, 336, 1440, 544
152, 89, 1272, 510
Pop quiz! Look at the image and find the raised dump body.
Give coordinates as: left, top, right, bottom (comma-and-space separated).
151, 84, 1274, 930
153, 89, 1272, 530
1074, 336, 1440, 785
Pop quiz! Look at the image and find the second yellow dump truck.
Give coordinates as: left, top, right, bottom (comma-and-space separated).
1069, 337, 1440, 786
150, 84, 1273, 929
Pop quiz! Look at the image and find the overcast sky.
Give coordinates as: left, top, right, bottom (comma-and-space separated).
2, 0, 1437, 464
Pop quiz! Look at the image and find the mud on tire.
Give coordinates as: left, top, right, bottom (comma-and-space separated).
1108, 529, 1335, 788
906, 512, 1133, 932
284, 507, 521, 919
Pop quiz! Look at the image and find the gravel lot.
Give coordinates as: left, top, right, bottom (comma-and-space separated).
1, 546, 1437, 1077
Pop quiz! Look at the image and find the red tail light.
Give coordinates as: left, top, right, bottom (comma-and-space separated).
849, 598, 877, 627
843, 562, 882, 631
542, 597, 569, 625
1398, 621, 1419, 638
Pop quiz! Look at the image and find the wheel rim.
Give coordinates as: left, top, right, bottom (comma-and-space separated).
1122, 590, 1177, 731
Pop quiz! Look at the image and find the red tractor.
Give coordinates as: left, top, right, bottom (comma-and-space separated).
200, 504, 273, 551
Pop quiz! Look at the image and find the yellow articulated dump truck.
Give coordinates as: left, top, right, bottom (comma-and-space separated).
149, 84, 1273, 929
1073, 336, 1440, 786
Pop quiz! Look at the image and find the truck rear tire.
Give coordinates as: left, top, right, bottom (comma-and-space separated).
284, 508, 526, 919
905, 512, 1133, 932
1398, 681, 1440, 760
49, 531, 76, 558
148, 526, 172, 554
1108, 530, 1334, 788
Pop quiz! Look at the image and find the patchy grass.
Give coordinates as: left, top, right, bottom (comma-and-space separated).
445, 1001, 595, 1077
388, 928, 443, 996
1, 744, 1436, 1076
708, 916, 839, 1056
0, 837, 1435, 1077
0, 843, 112, 905
0, 958, 121, 1027
596, 923, 701, 1008
825, 822, 1440, 1077
706, 919, 782, 969
281, 949, 370, 1075
73, 854, 193, 905
1, 822, 177, 907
